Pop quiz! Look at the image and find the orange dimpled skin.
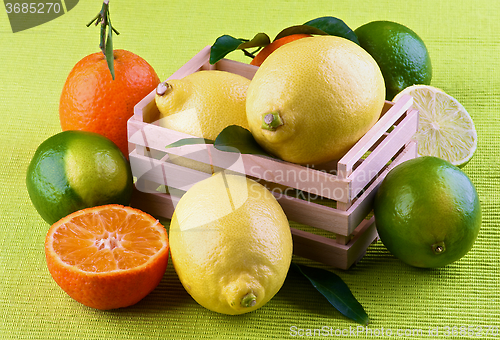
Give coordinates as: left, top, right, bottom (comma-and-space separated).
250, 34, 312, 66
59, 49, 160, 158
45, 205, 169, 310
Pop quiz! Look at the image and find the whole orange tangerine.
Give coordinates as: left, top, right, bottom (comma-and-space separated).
59, 49, 160, 158
250, 34, 312, 66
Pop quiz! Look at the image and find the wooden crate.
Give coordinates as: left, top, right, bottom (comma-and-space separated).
127, 46, 419, 270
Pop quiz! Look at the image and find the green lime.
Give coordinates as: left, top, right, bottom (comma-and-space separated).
26, 130, 133, 225
373, 156, 481, 268
354, 20, 432, 100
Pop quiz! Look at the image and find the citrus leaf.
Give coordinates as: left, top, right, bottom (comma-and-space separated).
238, 32, 271, 49
292, 263, 369, 325
165, 138, 214, 149
214, 125, 273, 157
210, 33, 271, 64
273, 24, 330, 41
105, 20, 115, 80
303, 16, 359, 45
210, 35, 244, 64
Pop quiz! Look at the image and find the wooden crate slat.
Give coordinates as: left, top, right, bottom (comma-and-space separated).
337, 95, 414, 179
130, 149, 211, 193
349, 107, 419, 198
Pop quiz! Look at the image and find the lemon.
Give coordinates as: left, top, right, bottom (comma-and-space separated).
393, 85, 477, 167
374, 156, 481, 268
26, 131, 133, 225
246, 35, 386, 165
155, 70, 250, 140
355, 20, 432, 100
169, 172, 293, 315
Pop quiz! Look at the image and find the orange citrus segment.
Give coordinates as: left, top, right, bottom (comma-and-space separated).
45, 204, 169, 310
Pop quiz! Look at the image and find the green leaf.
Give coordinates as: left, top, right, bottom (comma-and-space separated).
273, 24, 330, 41
209, 33, 271, 64
105, 18, 115, 80
214, 125, 273, 157
210, 35, 244, 64
165, 138, 214, 149
292, 263, 369, 325
238, 32, 271, 49
303, 16, 359, 45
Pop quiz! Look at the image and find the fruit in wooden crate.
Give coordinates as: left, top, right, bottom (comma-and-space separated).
155, 70, 250, 139
373, 156, 481, 268
246, 35, 386, 165
169, 172, 293, 315
45, 204, 169, 310
355, 20, 432, 100
250, 33, 312, 66
393, 85, 477, 167
59, 49, 160, 158
26, 131, 133, 225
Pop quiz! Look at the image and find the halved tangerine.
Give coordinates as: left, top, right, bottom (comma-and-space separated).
45, 204, 169, 310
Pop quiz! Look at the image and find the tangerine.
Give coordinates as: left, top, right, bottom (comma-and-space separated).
59, 49, 160, 158
45, 204, 169, 310
250, 34, 312, 66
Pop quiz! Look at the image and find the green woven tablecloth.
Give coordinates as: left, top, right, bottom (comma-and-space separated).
1, 0, 499, 339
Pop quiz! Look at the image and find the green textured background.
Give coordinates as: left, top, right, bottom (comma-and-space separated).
1, 0, 499, 339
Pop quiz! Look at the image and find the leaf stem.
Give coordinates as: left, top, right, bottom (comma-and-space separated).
87, 0, 120, 80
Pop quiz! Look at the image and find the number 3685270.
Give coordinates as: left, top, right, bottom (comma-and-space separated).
5, 2, 62, 14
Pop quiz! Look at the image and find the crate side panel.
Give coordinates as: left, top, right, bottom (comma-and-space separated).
349, 107, 419, 198
338, 95, 414, 178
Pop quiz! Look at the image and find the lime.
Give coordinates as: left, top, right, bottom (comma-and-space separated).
373, 156, 481, 268
354, 20, 432, 100
26, 130, 133, 225
169, 172, 292, 315
246, 35, 385, 165
393, 85, 477, 167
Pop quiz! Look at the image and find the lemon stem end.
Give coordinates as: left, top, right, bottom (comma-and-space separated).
262, 111, 283, 131
156, 82, 172, 96
241, 292, 257, 308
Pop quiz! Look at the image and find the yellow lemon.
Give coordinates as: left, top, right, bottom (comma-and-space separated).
246, 35, 386, 165
169, 172, 293, 315
155, 70, 250, 140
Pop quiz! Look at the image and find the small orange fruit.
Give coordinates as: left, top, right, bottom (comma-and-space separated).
45, 204, 169, 310
250, 34, 312, 66
59, 49, 160, 158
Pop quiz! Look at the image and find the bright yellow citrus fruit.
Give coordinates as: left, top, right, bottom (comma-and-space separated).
26, 131, 133, 225
393, 85, 477, 167
246, 35, 386, 165
373, 156, 481, 268
355, 20, 432, 100
155, 70, 250, 140
45, 204, 169, 310
169, 172, 293, 315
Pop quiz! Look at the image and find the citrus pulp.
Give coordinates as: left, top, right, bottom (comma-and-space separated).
26, 130, 133, 225
246, 35, 386, 165
45, 204, 169, 310
393, 85, 477, 167
355, 20, 432, 100
373, 156, 481, 268
169, 172, 293, 315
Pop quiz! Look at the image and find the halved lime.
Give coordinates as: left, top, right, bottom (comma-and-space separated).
393, 85, 477, 167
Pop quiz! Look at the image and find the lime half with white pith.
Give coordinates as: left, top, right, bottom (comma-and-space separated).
393, 85, 477, 167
